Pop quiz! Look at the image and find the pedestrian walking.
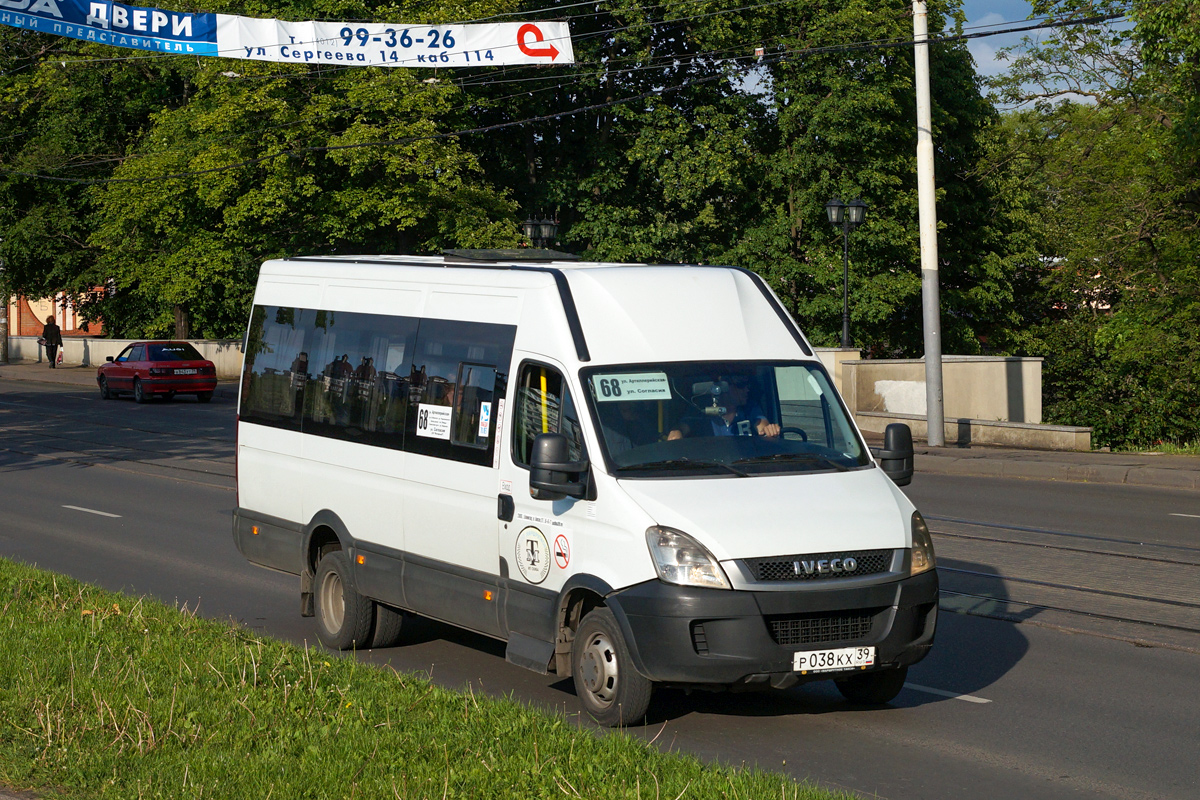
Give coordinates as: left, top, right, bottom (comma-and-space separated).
41, 315, 63, 369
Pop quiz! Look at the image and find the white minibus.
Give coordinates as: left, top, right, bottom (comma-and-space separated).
233, 252, 935, 726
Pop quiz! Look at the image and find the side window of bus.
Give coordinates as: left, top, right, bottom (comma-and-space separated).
406, 319, 514, 465
512, 363, 586, 468
241, 306, 307, 430
453, 363, 498, 448
302, 310, 417, 448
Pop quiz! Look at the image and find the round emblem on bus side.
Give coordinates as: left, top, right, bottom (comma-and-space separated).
515, 527, 551, 584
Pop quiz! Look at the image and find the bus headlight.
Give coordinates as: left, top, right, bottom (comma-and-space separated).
645, 527, 731, 590
911, 511, 937, 576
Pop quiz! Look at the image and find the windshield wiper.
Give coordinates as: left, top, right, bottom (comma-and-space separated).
617, 458, 748, 477
732, 453, 850, 472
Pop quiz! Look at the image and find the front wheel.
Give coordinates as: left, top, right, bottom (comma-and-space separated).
572, 607, 652, 727
314, 550, 374, 650
133, 378, 148, 404
99, 376, 112, 400
836, 665, 909, 705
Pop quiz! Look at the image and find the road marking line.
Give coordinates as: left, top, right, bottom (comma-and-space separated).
1168, 513, 1200, 519
904, 683, 991, 704
62, 505, 122, 519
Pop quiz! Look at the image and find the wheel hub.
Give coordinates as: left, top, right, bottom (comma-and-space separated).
319, 570, 345, 632
578, 632, 618, 706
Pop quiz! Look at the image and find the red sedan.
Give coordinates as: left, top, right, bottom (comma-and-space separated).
97, 341, 218, 403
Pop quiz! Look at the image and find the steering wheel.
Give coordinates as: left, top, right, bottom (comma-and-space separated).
781, 427, 808, 442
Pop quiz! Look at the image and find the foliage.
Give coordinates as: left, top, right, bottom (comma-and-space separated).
2, 1, 1018, 348
469, 1, 1021, 354
2, 0, 523, 338
979, 1, 1200, 446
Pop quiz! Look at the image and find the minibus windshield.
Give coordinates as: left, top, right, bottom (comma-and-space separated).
582, 362, 870, 477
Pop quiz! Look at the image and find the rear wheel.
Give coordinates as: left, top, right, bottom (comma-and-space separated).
572, 607, 652, 727
133, 378, 147, 404
99, 377, 112, 400
314, 550, 373, 650
836, 665, 909, 705
196, 391, 213, 403
369, 604, 407, 649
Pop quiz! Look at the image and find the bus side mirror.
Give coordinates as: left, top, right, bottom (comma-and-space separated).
530, 433, 589, 500
877, 423, 914, 486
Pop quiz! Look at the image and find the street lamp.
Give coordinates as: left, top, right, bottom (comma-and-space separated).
522, 216, 558, 249
825, 197, 867, 348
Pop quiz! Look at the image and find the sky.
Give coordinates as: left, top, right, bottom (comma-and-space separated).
960, 0, 1039, 80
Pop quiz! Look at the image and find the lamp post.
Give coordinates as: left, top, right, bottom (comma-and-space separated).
825, 197, 867, 348
522, 216, 558, 249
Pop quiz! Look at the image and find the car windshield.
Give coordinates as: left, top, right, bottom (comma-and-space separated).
149, 343, 205, 361
582, 362, 870, 477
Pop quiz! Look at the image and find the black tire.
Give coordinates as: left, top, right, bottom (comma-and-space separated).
836, 666, 909, 705
369, 604, 407, 649
572, 607, 652, 727
314, 550, 374, 650
99, 377, 112, 400
133, 378, 148, 404
196, 391, 213, 403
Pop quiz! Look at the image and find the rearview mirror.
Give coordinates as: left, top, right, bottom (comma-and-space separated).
529, 432, 590, 501
876, 423, 914, 486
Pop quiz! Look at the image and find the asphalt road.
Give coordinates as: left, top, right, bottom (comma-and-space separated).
2, 380, 1198, 800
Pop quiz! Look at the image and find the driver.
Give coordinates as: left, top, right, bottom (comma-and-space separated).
667, 375, 780, 439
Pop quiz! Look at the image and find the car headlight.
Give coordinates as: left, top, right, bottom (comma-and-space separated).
645, 527, 731, 590
911, 511, 936, 576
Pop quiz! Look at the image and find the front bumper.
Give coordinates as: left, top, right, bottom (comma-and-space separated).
606, 570, 938, 688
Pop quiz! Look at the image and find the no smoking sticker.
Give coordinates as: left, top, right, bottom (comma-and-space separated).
553, 534, 570, 569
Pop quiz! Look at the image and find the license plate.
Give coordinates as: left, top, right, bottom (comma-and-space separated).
175, 369, 197, 375
794, 646, 875, 673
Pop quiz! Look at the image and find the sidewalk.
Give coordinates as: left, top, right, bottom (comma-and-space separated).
5, 359, 1200, 492
0, 360, 239, 401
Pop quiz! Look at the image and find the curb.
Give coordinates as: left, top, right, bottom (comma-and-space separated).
915, 451, 1200, 491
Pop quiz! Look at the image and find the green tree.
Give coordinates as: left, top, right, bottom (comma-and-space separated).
0, 29, 192, 307
986, 1, 1200, 446
474, 1, 1018, 354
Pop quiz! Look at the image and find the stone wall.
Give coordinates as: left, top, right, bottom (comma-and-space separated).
8, 336, 244, 378
841, 356, 1044, 424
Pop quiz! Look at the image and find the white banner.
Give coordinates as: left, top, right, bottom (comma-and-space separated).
217, 18, 574, 68
0, 1, 574, 67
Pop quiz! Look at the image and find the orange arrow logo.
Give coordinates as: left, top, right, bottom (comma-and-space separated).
518, 23, 560, 61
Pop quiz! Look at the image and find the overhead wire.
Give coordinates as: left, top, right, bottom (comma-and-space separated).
0, 8, 1134, 185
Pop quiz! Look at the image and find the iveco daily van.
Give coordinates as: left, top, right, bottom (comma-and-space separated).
233, 252, 935, 726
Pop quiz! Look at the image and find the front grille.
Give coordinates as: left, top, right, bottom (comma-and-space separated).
767, 611, 877, 646
744, 549, 893, 582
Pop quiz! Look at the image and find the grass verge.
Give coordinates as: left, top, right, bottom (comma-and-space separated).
0, 558, 849, 800
1117, 442, 1200, 456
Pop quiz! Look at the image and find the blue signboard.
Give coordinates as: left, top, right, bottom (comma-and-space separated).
0, 0, 218, 55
